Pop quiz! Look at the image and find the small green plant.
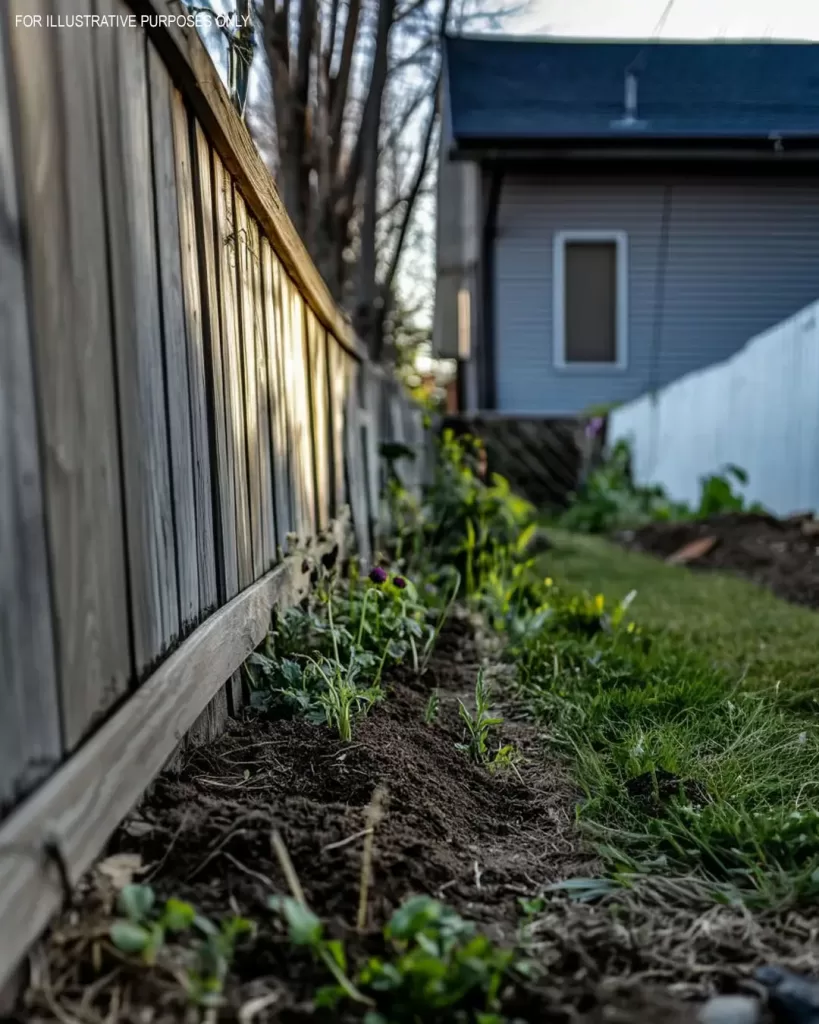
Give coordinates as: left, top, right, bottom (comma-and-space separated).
109, 884, 253, 1005
310, 653, 383, 742
110, 884, 193, 965
560, 439, 765, 534
424, 689, 440, 724
270, 892, 522, 1021
186, 914, 255, 1006
267, 895, 372, 1008
358, 895, 516, 1021
456, 671, 514, 769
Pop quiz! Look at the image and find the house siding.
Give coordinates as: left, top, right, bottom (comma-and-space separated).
494, 174, 819, 415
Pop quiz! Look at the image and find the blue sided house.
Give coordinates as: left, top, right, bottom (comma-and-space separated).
433, 34, 819, 415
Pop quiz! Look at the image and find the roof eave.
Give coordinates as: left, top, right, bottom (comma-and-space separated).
449, 136, 819, 163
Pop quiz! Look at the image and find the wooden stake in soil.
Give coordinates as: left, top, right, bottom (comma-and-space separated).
357, 785, 387, 932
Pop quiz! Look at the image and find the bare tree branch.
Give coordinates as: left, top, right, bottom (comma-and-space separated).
329, 0, 361, 177
380, 90, 436, 301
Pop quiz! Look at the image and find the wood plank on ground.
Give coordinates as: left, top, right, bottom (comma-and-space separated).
96, 3, 179, 675
8, 0, 132, 742
171, 93, 218, 616
0, 6, 63, 808
194, 125, 237, 602
148, 46, 199, 632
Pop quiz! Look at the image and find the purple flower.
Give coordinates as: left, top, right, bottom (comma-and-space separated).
368, 566, 388, 585
585, 416, 604, 439
393, 575, 407, 590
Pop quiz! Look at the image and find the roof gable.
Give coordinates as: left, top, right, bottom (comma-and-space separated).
444, 36, 819, 143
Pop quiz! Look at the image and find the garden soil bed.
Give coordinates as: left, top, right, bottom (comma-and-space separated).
621, 512, 819, 609
13, 618, 815, 1024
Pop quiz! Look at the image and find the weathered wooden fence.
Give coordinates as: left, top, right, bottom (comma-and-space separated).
0, 0, 425, 988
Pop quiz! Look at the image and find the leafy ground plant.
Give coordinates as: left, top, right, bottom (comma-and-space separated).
109, 884, 253, 1006
559, 438, 763, 534
386, 429, 538, 602
269, 892, 524, 1022
457, 670, 516, 771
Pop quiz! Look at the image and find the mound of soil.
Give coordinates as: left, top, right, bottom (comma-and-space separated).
622, 513, 819, 609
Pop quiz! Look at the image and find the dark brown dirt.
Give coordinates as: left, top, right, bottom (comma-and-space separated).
13, 618, 813, 1024
14, 620, 598, 1024
621, 512, 819, 609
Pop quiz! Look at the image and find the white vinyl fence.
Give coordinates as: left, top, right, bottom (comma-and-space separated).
609, 299, 819, 517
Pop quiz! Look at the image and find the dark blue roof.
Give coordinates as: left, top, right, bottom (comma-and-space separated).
444, 35, 819, 142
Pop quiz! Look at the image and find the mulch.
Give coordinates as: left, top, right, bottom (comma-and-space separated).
12, 617, 819, 1024
620, 512, 819, 609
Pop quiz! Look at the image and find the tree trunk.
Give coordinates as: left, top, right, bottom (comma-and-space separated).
354, 0, 397, 358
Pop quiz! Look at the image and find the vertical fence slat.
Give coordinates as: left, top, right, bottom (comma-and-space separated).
214, 156, 252, 589
307, 311, 331, 530
96, 8, 179, 675
148, 46, 199, 632
345, 359, 371, 562
9, 0, 132, 744
278, 271, 310, 540
328, 339, 348, 517
194, 126, 237, 601
172, 96, 218, 615
0, 7, 62, 807
261, 240, 292, 549
292, 289, 318, 540
249, 219, 277, 568
235, 192, 264, 580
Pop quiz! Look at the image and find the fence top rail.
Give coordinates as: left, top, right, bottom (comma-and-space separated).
129, 0, 364, 360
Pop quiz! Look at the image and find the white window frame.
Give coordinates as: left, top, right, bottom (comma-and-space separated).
552, 230, 629, 371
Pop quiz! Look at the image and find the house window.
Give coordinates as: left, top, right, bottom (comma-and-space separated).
553, 231, 628, 369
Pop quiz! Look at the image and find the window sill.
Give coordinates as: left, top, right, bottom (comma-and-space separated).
553, 361, 629, 373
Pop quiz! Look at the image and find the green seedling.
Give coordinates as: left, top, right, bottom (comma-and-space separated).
109, 884, 193, 965
186, 915, 254, 1007
457, 670, 504, 766
109, 884, 253, 1005
268, 895, 372, 1008
424, 689, 440, 725
357, 895, 515, 1021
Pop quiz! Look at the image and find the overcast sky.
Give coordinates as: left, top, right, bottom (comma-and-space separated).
511, 0, 819, 39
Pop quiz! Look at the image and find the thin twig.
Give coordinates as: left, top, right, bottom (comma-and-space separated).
357, 786, 387, 931
322, 827, 374, 852
221, 851, 276, 890
238, 991, 281, 1024
271, 830, 306, 904
145, 811, 190, 883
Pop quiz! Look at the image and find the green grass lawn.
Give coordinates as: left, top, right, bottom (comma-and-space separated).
543, 528, 819, 693
515, 529, 819, 905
